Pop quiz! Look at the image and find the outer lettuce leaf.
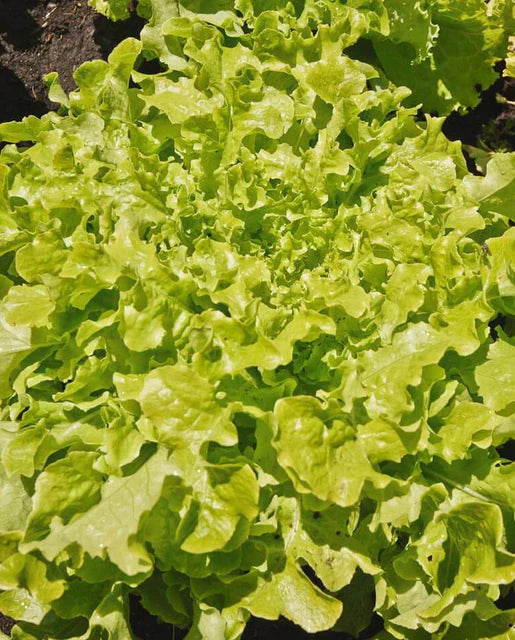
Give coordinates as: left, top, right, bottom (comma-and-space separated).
89, 0, 132, 21
373, 0, 514, 113
22, 448, 176, 577
506, 54, 515, 78
476, 333, 515, 414
239, 559, 342, 633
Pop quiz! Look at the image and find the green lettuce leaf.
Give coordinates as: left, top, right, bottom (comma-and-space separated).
0, 1, 514, 638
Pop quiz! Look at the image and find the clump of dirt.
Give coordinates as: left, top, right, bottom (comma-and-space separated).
0, 0, 143, 122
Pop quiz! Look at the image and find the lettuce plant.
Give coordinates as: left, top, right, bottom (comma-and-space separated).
0, 1, 514, 639
94, 0, 515, 114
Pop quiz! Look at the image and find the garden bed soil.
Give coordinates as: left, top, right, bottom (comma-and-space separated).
0, 0, 143, 122
0, 2, 513, 639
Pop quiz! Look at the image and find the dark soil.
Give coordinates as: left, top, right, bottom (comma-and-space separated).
0, 0, 143, 122
0, 612, 16, 636
0, 2, 513, 639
